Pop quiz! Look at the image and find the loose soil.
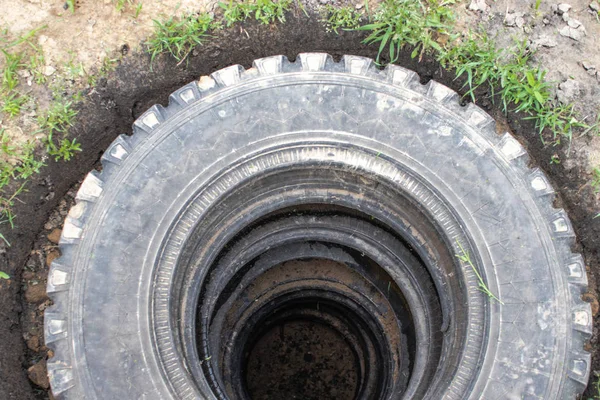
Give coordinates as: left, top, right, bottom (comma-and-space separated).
1, 1, 600, 399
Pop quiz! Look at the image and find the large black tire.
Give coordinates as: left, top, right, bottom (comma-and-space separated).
45, 54, 591, 399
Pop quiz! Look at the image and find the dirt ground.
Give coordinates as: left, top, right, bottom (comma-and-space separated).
1, 0, 600, 399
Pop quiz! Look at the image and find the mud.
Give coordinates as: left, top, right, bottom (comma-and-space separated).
245, 319, 358, 400
1, 10, 600, 400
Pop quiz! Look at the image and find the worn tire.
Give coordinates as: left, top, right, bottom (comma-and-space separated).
45, 54, 591, 399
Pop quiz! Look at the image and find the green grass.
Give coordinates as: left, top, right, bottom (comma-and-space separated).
321, 5, 364, 34
147, 12, 222, 63
114, 0, 143, 17
1, 92, 27, 117
49, 138, 81, 162
592, 167, 600, 193
1, 50, 23, 92
66, 0, 75, 13
219, 0, 294, 27
357, 0, 456, 63
455, 240, 503, 304
38, 100, 78, 153
356, 0, 599, 150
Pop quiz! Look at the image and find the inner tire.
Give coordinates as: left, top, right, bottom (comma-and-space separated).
45, 53, 591, 400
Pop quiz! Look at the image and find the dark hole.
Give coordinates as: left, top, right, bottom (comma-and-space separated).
244, 319, 359, 400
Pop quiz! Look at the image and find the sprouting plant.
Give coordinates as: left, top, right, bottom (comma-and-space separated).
438, 31, 501, 101
591, 167, 600, 193
1, 50, 23, 92
38, 100, 78, 144
0, 270, 10, 279
147, 13, 222, 63
1, 92, 27, 117
455, 240, 503, 304
219, 0, 294, 27
66, 0, 75, 13
48, 138, 82, 161
357, 0, 455, 63
322, 5, 363, 34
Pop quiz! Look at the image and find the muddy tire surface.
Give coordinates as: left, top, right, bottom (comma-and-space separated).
45, 53, 591, 399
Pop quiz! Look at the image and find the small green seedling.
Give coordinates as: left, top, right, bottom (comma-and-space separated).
0, 270, 10, 279
322, 5, 363, 34
455, 240, 503, 304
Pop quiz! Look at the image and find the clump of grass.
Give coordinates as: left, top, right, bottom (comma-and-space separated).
147, 12, 222, 63
1, 92, 27, 117
114, 0, 143, 18
455, 240, 503, 304
220, 0, 294, 27
37, 99, 78, 156
1, 50, 23, 92
357, 0, 456, 62
591, 167, 600, 193
66, 0, 75, 13
0, 129, 45, 236
49, 138, 81, 162
321, 5, 364, 34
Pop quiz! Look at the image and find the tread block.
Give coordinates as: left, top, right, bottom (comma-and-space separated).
253, 55, 285, 75
386, 64, 419, 87
298, 53, 330, 72
67, 201, 86, 220
566, 255, 588, 286
211, 65, 244, 87
45, 313, 68, 343
567, 352, 591, 385
550, 210, 575, 238
528, 168, 555, 196
101, 135, 132, 166
465, 103, 495, 129
498, 132, 526, 160
572, 304, 593, 334
47, 263, 70, 293
47, 362, 75, 395
170, 82, 201, 106
342, 55, 372, 75
426, 80, 458, 103
59, 217, 83, 244
75, 171, 103, 202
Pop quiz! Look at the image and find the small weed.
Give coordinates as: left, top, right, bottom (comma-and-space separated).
147, 13, 222, 63
38, 100, 78, 150
438, 31, 500, 101
219, 0, 294, 27
66, 0, 75, 13
135, 2, 143, 18
65, 54, 86, 79
529, 103, 589, 144
357, 0, 455, 63
550, 154, 561, 164
48, 138, 82, 162
322, 5, 363, 34
1, 50, 23, 92
28, 49, 47, 84
0, 270, 9, 278
114, 0, 143, 17
1, 92, 27, 117
455, 240, 503, 304
591, 167, 600, 193
0, 182, 27, 229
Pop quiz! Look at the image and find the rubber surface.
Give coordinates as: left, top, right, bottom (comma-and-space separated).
45, 54, 591, 399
